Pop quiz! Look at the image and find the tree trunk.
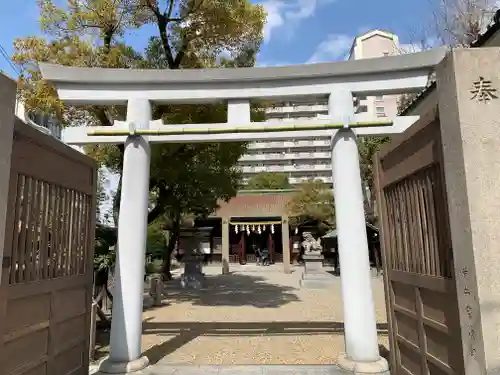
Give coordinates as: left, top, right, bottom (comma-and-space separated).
161, 218, 180, 280
103, 30, 113, 55
112, 173, 123, 227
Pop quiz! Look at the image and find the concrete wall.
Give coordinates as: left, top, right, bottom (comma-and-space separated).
0, 73, 16, 281
437, 47, 500, 375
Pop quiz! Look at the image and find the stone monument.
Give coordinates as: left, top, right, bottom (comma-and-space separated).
180, 248, 205, 289
300, 232, 336, 289
179, 228, 211, 289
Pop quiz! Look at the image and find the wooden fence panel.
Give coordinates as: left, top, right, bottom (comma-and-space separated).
375, 113, 465, 375
0, 120, 97, 375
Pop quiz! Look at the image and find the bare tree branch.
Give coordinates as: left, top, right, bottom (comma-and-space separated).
431, 0, 497, 47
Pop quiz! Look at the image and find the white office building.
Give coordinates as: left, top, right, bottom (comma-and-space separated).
238, 29, 401, 187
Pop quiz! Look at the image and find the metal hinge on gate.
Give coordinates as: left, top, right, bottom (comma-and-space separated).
2, 256, 11, 269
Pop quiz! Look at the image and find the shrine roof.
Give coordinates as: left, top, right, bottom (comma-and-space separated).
211, 191, 296, 218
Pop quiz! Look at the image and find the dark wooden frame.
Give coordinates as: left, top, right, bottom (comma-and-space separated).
374, 108, 465, 375
0, 120, 97, 375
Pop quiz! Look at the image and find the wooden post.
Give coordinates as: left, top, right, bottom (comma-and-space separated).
89, 279, 97, 360
267, 231, 274, 264
89, 301, 97, 360
221, 217, 230, 274
239, 229, 246, 265
0, 74, 15, 283
281, 216, 291, 273
242, 231, 246, 262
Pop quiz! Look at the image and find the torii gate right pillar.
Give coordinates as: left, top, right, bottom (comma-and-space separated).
330, 90, 389, 374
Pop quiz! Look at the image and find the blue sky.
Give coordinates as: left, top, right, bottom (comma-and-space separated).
0, 0, 435, 77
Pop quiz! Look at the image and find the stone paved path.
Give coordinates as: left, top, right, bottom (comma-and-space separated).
92, 264, 389, 373
104, 364, 378, 374
140, 264, 389, 366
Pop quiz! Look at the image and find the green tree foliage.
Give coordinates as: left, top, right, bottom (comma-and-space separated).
357, 136, 390, 193
357, 136, 391, 222
244, 172, 292, 190
13, 0, 266, 279
95, 170, 108, 224
147, 219, 167, 260
287, 179, 335, 235
397, 94, 418, 114
94, 225, 117, 271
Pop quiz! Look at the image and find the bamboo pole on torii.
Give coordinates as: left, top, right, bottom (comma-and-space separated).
61, 116, 418, 145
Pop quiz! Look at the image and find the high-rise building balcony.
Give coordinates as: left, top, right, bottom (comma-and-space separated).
289, 176, 333, 184
239, 151, 331, 161
265, 104, 329, 114
247, 139, 331, 149
241, 175, 333, 186
239, 164, 331, 174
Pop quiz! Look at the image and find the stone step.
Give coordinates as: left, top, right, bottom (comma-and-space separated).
299, 278, 338, 289
300, 268, 338, 289
301, 272, 336, 281
91, 364, 378, 375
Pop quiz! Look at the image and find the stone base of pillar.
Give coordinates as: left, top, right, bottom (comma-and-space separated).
221, 258, 230, 274
143, 294, 155, 309
97, 355, 150, 374
300, 253, 337, 289
336, 353, 389, 374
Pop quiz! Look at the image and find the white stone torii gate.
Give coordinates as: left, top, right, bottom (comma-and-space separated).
39, 47, 445, 375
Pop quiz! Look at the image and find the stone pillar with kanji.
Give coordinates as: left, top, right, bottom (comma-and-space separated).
437, 48, 500, 374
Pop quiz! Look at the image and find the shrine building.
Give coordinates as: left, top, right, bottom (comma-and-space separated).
186, 189, 300, 273
178, 189, 381, 274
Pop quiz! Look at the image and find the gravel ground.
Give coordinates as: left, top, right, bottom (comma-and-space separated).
137, 264, 389, 366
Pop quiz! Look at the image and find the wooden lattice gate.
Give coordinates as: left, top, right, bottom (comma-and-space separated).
0, 120, 97, 375
374, 112, 465, 375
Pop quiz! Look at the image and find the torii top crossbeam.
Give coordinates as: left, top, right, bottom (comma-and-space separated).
39, 48, 446, 145
39, 48, 446, 105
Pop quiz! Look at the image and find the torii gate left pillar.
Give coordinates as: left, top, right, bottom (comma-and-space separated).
99, 99, 151, 373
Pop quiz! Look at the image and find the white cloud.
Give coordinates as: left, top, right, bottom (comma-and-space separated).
308, 32, 443, 65
262, 1, 285, 42
307, 34, 353, 63
286, 0, 319, 20
261, 0, 335, 43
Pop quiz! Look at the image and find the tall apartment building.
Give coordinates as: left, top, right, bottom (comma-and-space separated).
238, 29, 401, 187
349, 30, 400, 120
